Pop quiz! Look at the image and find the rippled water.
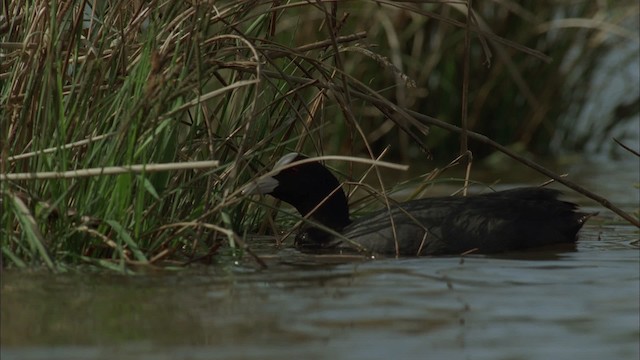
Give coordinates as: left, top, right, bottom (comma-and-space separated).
1, 224, 638, 360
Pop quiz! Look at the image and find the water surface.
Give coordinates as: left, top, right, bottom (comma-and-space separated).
1, 224, 638, 360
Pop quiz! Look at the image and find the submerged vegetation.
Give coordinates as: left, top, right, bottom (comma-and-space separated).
1, 1, 638, 271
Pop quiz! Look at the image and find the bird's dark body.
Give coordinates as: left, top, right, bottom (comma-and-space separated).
248, 153, 592, 256
299, 188, 588, 255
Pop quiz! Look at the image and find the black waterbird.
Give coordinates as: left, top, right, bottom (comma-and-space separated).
244, 153, 594, 256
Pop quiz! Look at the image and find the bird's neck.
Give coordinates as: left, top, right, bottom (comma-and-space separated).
300, 189, 351, 231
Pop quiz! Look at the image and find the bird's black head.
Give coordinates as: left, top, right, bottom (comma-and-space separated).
244, 153, 351, 231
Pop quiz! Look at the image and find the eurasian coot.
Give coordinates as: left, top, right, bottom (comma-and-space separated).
244, 153, 593, 256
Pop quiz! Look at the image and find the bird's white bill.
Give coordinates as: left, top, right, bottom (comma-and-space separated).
242, 176, 279, 195
273, 152, 299, 171
243, 153, 298, 195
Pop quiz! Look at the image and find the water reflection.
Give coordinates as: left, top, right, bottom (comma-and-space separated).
2, 226, 638, 360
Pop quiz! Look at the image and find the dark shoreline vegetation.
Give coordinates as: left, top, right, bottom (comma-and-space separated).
1, 1, 638, 272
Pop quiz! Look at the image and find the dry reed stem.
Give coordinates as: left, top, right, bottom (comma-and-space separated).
0, 161, 221, 181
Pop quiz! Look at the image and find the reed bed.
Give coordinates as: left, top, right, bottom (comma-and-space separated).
1, 1, 637, 271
